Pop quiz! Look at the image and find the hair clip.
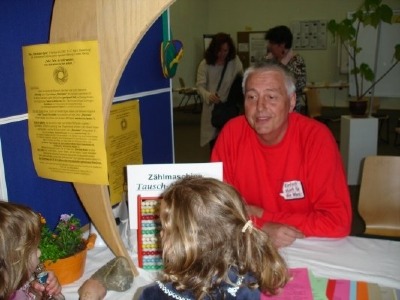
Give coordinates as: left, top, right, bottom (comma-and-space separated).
241, 220, 253, 233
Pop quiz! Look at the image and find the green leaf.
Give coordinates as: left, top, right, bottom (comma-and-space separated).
350, 67, 360, 75
378, 5, 394, 24
360, 63, 375, 82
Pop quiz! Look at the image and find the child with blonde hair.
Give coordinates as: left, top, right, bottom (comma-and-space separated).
0, 201, 64, 300
139, 176, 289, 299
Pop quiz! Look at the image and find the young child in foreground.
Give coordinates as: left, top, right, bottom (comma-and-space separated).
139, 176, 289, 299
0, 201, 64, 300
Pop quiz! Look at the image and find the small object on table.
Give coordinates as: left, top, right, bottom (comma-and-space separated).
34, 263, 65, 300
78, 256, 134, 299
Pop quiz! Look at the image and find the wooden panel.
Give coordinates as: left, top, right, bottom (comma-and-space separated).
49, 0, 176, 276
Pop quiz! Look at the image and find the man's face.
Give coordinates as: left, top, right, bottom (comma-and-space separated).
244, 70, 296, 145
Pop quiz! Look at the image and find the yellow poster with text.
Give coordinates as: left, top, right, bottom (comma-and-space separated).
106, 100, 143, 205
22, 40, 108, 184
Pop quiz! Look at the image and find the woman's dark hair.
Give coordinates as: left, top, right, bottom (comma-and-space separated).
265, 25, 293, 49
204, 32, 237, 65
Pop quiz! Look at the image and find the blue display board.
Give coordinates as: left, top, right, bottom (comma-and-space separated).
0, 1, 173, 228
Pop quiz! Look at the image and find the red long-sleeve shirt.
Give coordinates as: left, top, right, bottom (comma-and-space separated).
211, 113, 352, 237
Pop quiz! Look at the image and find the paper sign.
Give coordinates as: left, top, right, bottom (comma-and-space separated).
333, 279, 351, 299
280, 180, 305, 200
127, 162, 223, 229
308, 270, 328, 300
22, 41, 108, 184
262, 268, 313, 299
106, 100, 142, 205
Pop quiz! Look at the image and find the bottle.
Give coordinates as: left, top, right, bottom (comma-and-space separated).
35, 263, 52, 300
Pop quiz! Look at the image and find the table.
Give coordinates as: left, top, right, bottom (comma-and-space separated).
305, 82, 349, 90
281, 237, 400, 290
305, 82, 349, 108
62, 245, 156, 300
62, 236, 400, 299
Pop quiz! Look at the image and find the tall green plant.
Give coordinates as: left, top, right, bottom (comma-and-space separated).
327, 0, 400, 101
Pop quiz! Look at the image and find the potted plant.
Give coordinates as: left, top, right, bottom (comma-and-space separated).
39, 213, 94, 285
327, 0, 400, 116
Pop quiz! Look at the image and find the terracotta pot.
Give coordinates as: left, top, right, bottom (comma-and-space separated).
349, 99, 368, 117
44, 248, 87, 285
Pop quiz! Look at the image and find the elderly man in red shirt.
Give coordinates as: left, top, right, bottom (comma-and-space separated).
211, 62, 352, 248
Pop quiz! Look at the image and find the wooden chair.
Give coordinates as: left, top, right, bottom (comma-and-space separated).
358, 155, 400, 238
304, 88, 341, 127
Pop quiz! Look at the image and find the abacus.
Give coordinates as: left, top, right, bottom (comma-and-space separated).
137, 195, 163, 270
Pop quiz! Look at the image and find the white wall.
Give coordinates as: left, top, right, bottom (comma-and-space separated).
170, 0, 400, 109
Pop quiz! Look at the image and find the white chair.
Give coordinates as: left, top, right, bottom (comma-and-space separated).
177, 77, 201, 112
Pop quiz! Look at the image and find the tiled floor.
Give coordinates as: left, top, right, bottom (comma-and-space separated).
173, 106, 400, 236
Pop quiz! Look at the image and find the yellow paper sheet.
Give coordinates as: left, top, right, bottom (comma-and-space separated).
106, 100, 143, 205
22, 41, 108, 184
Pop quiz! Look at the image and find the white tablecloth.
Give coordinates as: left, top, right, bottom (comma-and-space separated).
280, 236, 400, 290
62, 236, 400, 299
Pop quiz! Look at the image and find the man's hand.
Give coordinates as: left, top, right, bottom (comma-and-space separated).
262, 222, 304, 248
245, 204, 304, 248
246, 204, 263, 218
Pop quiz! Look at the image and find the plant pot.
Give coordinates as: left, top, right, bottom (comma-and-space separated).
349, 99, 368, 117
44, 248, 87, 285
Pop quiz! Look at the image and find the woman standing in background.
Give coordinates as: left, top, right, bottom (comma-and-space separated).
265, 25, 307, 113
197, 32, 243, 151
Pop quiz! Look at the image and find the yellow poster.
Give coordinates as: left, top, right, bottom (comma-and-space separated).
106, 100, 143, 205
22, 41, 108, 184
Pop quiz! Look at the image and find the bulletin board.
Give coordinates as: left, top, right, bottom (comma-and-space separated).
237, 31, 267, 70
291, 20, 327, 50
203, 34, 214, 52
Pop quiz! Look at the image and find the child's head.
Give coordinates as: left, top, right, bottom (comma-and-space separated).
160, 176, 289, 298
0, 201, 41, 299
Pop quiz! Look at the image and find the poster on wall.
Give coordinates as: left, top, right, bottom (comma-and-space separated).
22, 40, 108, 184
291, 20, 327, 50
249, 32, 266, 65
237, 31, 267, 70
203, 34, 214, 52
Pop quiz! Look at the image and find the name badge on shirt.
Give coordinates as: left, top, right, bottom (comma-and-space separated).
280, 180, 304, 200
